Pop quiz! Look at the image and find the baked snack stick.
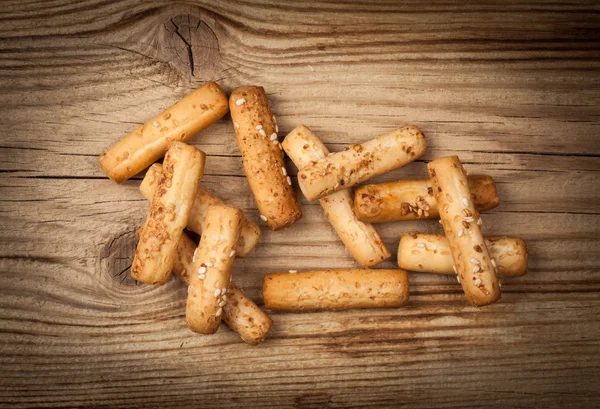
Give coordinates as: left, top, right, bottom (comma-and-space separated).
297, 126, 427, 201
175, 233, 272, 345
428, 156, 500, 306
354, 175, 499, 223
131, 142, 205, 284
282, 125, 390, 266
398, 234, 528, 278
263, 269, 409, 311
99, 82, 228, 183
229, 86, 302, 230
186, 205, 242, 334
140, 163, 261, 257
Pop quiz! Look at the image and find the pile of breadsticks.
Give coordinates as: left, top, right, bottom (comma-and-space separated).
99, 82, 527, 345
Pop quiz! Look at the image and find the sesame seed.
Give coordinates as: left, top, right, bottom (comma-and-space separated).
456, 275, 461, 283
214, 288, 221, 297
473, 265, 481, 273
260, 214, 267, 221
458, 229, 464, 237
278, 142, 283, 150
219, 300, 226, 307
464, 217, 475, 223
216, 307, 223, 317
491, 259, 497, 267
255, 124, 263, 130
192, 248, 197, 262
438, 219, 443, 224
234, 122, 239, 129
452, 265, 457, 274
417, 242, 425, 248
270, 133, 278, 141
287, 176, 292, 185
259, 129, 266, 137
153, 121, 159, 127
470, 258, 480, 265
222, 287, 227, 294
229, 250, 236, 258
235, 98, 246, 106
289, 270, 297, 273
477, 218, 482, 226
462, 198, 469, 207
275, 124, 279, 133
188, 286, 192, 294
198, 266, 207, 274
198, 274, 206, 280
474, 277, 482, 286
272, 139, 278, 145
485, 240, 491, 248
229, 275, 233, 283
272, 115, 277, 123
205, 261, 213, 267
282, 167, 287, 176
222, 295, 227, 302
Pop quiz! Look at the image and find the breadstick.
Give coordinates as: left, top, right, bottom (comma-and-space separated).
297, 126, 427, 201
186, 205, 242, 334
282, 125, 390, 266
428, 156, 500, 306
140, 163, 261, 257
99, 82, 228, 183
398, 233, 528, 277
174, 233, 272, 345
229, 86, 302, 230
131, 142, 205, 285
263, 269, 409, 311
354, 175, 499, 223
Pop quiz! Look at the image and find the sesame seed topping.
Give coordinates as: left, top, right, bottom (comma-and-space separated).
229, 250, 236, 258
438, 219, 443, 224
462, 198, 469, 207
222, 287, 227, 294
289, 270, 297, 273
417, 242, 425, 248
219, 300, 226, 307
214, 289, 221, 297
491, 259, 497, 267
477, 218, 482, 226
456, 275, 461, 283
278, 142, 283, 150
188, 286, 192, 294
485, 240, 491, 248
270, 133, 278, 141
259, 129, 266, 137
474, 277, 482, 286
153, 121, 160, 127
458, 229, 464, 237
255, 124, 263, 130
282, 167, 287, 176
192, 248, 197, 262
198, 274, 205, 280
287, 176, 292, 185
222, 295, 227, 302
470, 258, 480, 265
206, 261, 213, 267
275, 124, 279, 133
473, 265, 481, 273
198, 266, 207, 274
272, 139, 278, 145
272, 115, 277, 123
216, 307, 222, 317
452, 265, 457, 274
235, 98, 246, 106
464, 217, 475, 223
260, 214, 267, 221
234, 122, 239, 129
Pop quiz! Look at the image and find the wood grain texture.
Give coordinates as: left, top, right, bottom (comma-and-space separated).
1, 0, 599, 408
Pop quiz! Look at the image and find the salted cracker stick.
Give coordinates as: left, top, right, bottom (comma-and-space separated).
99, 82, 228, 183
297, 126, 427, 201
354, 175, 499, 223
229, 86, 302, 230
186, 205, 242, 334
428, 156, 500, 306
263, 269, 409, 311
282, 125, 390, 266
140, 163, 261, 257
174, 233, 272, 345
398, 233, 528, 278
131, 142, 205, 284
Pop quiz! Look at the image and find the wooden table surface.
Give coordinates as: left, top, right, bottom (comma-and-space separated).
1, 1, 599, 408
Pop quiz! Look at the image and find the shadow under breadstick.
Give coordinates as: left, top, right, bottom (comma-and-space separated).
140, 163, 261, 257
99, 82, 228, 183
355, 175, 499, 223
398, 233, 528, 278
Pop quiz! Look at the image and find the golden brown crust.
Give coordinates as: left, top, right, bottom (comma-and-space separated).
140, 163, 261, 257
229, 86, 302, 230
186, 205, 242, 334
99, 82, 228, 183
354, 175, 499, 223
174, 233, 272, 345
428, 156, 500, 306
263, 269, 409, 311
297, 126, 427, 201
397, 233, 528, 277
131, 142, 205, 284
282, 125, 390, 266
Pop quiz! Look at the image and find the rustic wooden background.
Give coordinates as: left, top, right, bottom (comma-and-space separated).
1, 1, 599, 408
